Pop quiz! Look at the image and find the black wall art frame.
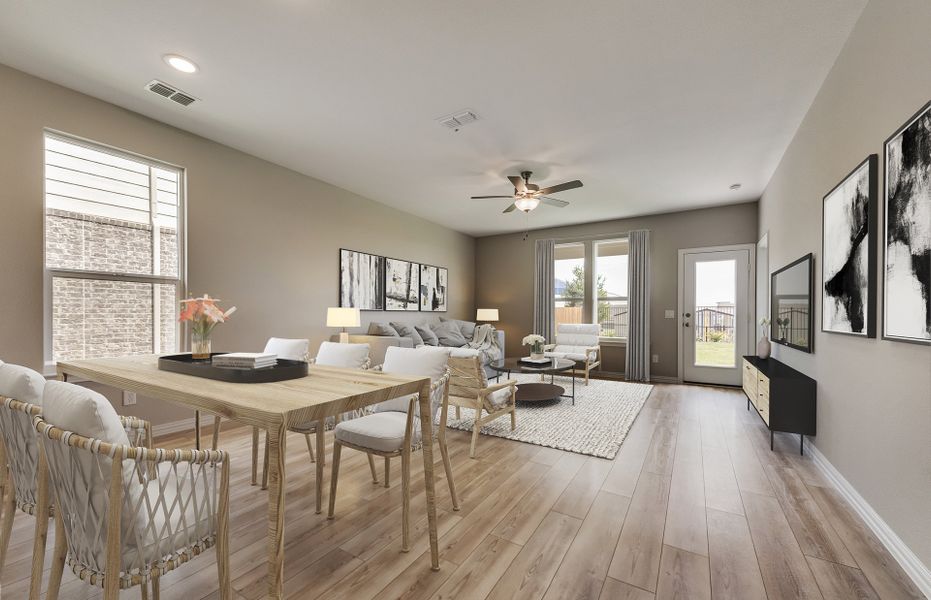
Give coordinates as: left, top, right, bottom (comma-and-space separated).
384, 257, 420, 312
339, 248, 385, 310
821, 155, 878, 338
883, 100, 931, 345
419, 264, 448, 312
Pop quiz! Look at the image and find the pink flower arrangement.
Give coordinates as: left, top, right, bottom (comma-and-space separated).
179, 294, 237, 337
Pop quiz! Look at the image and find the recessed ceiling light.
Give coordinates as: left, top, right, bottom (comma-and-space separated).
729, 183, 742, 190
163, 54, 198, 74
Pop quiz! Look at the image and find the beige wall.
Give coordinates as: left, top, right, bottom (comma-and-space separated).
475, 202, 759, 377
0, 64, 475, 426
758, 0, 931, 566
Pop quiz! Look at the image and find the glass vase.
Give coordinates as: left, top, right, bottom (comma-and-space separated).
531, 342, 544, 360
191, 330, 212, 360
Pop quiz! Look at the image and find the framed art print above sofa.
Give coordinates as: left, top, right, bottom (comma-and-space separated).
420, 264, 448, 312
385, 257, 420, 311
883, 100, 930, 344
339, 248, 385, 310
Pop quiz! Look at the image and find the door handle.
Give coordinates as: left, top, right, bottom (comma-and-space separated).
683, 312, 691, 318
683, 322, 690, 327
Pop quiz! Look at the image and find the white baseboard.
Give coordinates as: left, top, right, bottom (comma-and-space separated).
152, 416, 196, 438
804, 438, 931, 598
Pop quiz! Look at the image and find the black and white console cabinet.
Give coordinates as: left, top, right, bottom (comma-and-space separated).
742, 356, 817, 455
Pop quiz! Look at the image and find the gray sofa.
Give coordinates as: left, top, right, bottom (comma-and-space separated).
334, 329, 505, 378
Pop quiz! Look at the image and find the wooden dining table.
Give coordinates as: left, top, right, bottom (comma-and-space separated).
56, 355, 442, 600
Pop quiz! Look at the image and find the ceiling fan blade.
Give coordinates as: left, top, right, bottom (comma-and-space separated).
471, 195, 515, 199
540, 196, 569, 208
536, 180, 583, 196
508, 175, 526, 193
503, 203, 518, 213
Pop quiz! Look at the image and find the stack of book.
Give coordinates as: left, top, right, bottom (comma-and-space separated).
212, 352, 278, 369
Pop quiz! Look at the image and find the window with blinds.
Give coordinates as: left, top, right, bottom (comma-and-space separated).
44, 132, 185, 364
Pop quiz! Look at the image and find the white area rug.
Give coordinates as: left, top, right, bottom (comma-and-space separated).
442, 373, 653, 459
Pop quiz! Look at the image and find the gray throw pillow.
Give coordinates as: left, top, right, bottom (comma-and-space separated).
367, 322, 400, 337
432, 320, 468, 347
415, 325, 439, 346
390, 322, 424, 346
441, 316, 477, 340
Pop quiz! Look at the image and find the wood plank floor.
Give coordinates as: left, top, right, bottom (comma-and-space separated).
2, 383, 924, 599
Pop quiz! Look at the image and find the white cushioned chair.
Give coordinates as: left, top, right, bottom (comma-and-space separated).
327, 346, 460, 553
544, 323, 602, 385
259, 341, 373, 513
447, 355, 517, 458
36, 381, 230, 600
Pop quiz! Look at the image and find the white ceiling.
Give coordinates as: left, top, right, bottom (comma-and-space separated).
0, 0, 867, 237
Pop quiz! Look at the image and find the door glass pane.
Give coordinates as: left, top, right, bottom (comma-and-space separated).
555, 242, 585, 327
694, 259, 736, 367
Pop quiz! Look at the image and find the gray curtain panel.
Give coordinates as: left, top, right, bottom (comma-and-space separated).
533, 239, 556, 341
625, 230, 652, 381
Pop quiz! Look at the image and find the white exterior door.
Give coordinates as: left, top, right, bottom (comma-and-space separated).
682, 248, 752, 386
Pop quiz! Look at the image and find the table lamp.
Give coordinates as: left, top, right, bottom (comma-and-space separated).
476, 308, 499, 323
327, 307, 361, 343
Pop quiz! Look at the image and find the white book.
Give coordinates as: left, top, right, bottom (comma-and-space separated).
214, 352, 277, 362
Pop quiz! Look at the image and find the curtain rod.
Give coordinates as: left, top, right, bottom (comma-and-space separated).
542, 231, 632, 243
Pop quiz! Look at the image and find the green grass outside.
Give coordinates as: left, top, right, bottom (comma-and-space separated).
695, 341, 736, 367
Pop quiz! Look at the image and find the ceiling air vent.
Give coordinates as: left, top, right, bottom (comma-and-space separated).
145, 80, 198, 107
436, 109, 479, 131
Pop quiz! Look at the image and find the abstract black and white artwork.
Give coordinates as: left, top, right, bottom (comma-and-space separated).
385, 258, 419, 311
339, 249, 384, 310
420, 264, 447, 312
822, 155, 877, 337
884, 101, 931, 344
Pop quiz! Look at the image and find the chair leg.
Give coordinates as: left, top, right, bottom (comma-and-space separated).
46, 511, 67, 600
151, 572, 161, 600
304, 434, 316, 463
382, 456, 389, 487
316, 424, 326, 515
470, 414, 481, 458
0, 485, 14, 573
211, 416, 221, 451
585, 365, 591, 386
29, 512, 50, 600
261, 431, 270, 490
327, 442, 342, 519
439, 432, 460, 512
510, 406, 517, 430
365, 453, 377, 484
251, 426, 259, 486
455, 406, 461, 420
401, 445, 411, 552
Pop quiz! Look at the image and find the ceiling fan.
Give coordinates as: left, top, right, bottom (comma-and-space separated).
472, 171, 583, 213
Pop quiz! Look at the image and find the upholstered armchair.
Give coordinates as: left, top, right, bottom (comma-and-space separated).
544, 323, 602, 385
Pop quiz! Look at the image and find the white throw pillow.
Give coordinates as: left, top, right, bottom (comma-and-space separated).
264, 337, 310, 362
374, 346, 451, 414
315, 342, 370, 369
42, 380, 130, 445
0, 362, 46, 405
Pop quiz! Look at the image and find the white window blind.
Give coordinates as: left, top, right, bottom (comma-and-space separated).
44, 132, 184, 364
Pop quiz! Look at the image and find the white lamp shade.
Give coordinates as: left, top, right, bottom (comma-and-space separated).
476, 308, 499, 322
327, 307, 361, 328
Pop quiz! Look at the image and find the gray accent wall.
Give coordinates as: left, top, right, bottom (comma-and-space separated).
0, 64, 475, 426
475, 202, 759, 376
758, 0, 931, 566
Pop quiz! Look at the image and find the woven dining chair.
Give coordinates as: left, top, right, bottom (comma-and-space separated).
0, 363, 151, 599
35, 381, 230, 600
447, 355, 517, 458
327, 346, 460, 552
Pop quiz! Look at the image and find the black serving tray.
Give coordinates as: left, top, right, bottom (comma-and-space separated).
158, 353, 308, 383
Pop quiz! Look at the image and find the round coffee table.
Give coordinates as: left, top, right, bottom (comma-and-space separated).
487, 357, 577, 405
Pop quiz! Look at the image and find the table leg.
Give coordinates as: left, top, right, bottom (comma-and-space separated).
315, 422, 325, 514
417, 381, 440, 571
266, 420, 288, 599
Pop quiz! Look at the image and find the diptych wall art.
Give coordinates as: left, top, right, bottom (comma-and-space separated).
339, 249, 384, 310
822, 155, 877, 337
385, 258, 421, 311
883, 101, 930, 344
420, 264, 448, 312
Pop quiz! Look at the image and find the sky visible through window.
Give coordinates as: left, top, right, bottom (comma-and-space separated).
696, 260, 736, 305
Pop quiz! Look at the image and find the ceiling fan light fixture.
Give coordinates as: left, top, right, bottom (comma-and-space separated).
514, 197, 540, 212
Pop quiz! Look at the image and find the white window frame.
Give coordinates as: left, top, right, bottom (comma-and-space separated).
553, 235, 629, 345
42, 130, 187, 375
593, 238, 629, 343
